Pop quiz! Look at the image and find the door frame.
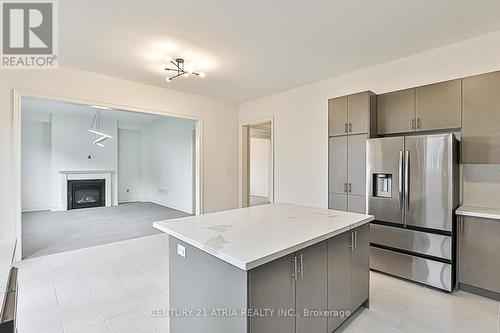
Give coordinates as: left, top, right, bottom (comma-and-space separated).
12, 89, 204, 260
239, 117, 274, 207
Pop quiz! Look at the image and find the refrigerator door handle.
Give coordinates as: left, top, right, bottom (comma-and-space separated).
398, 151, 404, 211
404, 150, 410, 224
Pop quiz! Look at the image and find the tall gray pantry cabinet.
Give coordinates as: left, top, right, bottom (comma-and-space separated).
328, 91, 377, 213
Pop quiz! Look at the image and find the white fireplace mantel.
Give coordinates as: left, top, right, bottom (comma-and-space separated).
57, 170, 115, 211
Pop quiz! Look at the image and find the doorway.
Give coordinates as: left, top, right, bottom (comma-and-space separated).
13, 92, 203, 259
241, 120, 274, 207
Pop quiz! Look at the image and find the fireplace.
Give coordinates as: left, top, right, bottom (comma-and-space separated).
67, 179, 106, 210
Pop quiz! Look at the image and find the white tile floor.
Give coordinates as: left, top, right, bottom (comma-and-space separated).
16, 234, 500, 333
16, 234, 169, 333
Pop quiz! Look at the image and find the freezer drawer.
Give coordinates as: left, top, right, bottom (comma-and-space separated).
370, 224, 452, 260
370, 246, 452, 291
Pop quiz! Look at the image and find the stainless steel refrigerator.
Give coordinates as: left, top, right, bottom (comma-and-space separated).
367, 133, 459, 291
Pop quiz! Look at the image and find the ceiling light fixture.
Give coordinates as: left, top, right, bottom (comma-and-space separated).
88, 107, 114, 147
164, 58, 205, 82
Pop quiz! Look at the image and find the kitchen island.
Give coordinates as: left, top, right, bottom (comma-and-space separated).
153, 203, 373, 333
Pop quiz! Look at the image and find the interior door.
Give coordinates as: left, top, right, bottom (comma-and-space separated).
405, 134, 454, 231
366, 137, 405, 224
296, 241, 327, 333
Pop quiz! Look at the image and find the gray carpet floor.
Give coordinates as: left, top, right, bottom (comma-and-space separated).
22, 202, 191, 259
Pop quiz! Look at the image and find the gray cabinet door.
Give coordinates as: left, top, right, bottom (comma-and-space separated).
348, 195, 366, 214
350, 224, 370, 310
249, 254, 296, 333
459, 217, 500, 293
329, 96, 348, 136
328, 136, 348, 194
415, 79, 461, 131
296, 241, 328, 333
327, 232, 352, 332
462, 71, 500, 163
328, 193, 347, 211
347, 134, 367, 196
377, 88, 415, 135
348, 92, 369, 135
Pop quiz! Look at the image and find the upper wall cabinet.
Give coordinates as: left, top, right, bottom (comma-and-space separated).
462, 71, 500, 164
378, 80, 462, 135
329, 96, 348, 136
415, 79, 462, 132
348, 92, 369, 135
329, 91, 376, 137
377, 88, 415, 135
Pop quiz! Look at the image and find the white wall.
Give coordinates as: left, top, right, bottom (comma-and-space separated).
239, 31, 500, 209
0, 67, 238, 240
21, 120, 51, 212
51, 112, 118, 210
118, 129, 143, 203
250, 137, 271, 197
142, 117, 196, 213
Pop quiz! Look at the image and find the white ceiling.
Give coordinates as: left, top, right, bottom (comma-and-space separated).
59, 0, 500, 103
21, 97, 166, 125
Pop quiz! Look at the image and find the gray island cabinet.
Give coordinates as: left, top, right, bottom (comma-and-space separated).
154, 203, 373, 333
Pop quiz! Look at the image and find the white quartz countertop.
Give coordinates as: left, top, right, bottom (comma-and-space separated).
153, 203, 373, 270
456, 205, 500, 221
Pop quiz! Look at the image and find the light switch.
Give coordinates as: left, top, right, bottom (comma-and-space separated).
177, 244, 186, 258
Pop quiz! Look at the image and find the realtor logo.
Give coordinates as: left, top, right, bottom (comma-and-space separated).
1, 0, 58, 68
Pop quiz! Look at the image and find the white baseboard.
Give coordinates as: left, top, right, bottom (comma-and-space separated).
22, 205, 51, 213
118, 200, 143, 204
149, 200, 193, 214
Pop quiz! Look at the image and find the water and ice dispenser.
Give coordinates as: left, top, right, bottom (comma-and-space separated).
373, 173, 392, 198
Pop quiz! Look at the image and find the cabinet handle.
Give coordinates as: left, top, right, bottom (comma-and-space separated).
348, 123, 352, 133
348, 183, 352, 193
411, 118, 415, 130
348, 232, 353, 250
459, 217, 464, 233
298, 253, 304, 279
344, 183, 348, 193
291, 255, 298, 280
344, 123, 348, 133
354, 231, 357, 249
417, 118, 421, 129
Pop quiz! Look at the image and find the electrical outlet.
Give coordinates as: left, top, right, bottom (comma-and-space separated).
158, 188, 168, 196
177, 244, 186, 258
